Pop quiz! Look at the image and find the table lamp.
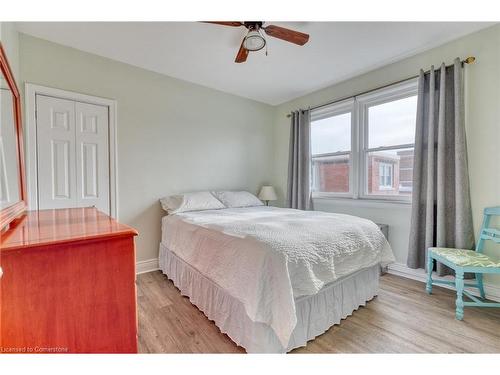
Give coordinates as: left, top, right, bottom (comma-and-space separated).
258, 186, 277, 206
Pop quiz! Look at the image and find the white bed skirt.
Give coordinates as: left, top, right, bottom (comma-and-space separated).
159, 243, 380, 353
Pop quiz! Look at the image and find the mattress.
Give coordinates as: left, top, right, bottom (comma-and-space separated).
159, 243, 380, 353
160, 206, 394, 349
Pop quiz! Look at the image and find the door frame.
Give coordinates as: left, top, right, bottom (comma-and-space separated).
25, 83, 118, 218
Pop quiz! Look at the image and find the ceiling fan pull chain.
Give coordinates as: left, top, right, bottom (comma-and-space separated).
261, 29, 268, 56
254, 27, 268, 56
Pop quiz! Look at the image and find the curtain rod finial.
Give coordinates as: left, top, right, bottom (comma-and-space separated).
464, 56, 476, 64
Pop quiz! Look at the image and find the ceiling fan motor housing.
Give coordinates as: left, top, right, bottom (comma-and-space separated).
243, 22, 264, 29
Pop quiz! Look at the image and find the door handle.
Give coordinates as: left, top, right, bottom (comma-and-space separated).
0, 266, 3, 279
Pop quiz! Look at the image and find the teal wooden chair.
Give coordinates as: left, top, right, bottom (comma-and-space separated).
426, 206, 500, 320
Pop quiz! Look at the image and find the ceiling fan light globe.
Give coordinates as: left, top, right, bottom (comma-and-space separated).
243, 30, 266, 51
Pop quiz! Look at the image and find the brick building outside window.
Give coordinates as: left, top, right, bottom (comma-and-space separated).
312, 149, 414, 195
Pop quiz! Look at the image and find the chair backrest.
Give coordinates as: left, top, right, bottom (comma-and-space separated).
476, 206, 500, 253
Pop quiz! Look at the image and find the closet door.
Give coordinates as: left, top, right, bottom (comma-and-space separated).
36, 95, 78, 209
36, 95, 111, 215
75, 102, 110, 214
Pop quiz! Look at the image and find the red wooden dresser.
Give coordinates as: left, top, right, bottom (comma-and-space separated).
0, 208, 138, 353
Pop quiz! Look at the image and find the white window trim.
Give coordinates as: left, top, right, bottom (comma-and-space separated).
357, 78, 418, 202
311, 98, 355, 199
310, 78, 418, 203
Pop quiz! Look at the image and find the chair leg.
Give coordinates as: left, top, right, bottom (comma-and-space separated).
455, 271, 465, 320
476, 273, 486, 299
426, 254, 433, 295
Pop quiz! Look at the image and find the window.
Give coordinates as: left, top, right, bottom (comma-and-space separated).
310, 79, 418, 202
311, 100, 354, 196
360, 88, 417, 199
378, 163, 393, 189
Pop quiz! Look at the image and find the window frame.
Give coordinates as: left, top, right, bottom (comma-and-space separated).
378, 162, 394, 190
357, 79, 418, 202
310, 78, 418, 203
310, 98, 355, 199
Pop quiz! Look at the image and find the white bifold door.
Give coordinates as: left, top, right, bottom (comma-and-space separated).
36, 95, 110, 214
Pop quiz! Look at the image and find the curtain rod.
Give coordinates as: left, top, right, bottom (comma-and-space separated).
285, 56, 476, 118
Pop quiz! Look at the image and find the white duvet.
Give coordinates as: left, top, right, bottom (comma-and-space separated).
161, 206, 394, 348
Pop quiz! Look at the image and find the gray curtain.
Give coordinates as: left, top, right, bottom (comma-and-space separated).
407, 58, 475, 275
286, 109, 312, 210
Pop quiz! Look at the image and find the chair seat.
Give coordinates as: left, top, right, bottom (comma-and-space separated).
429, 247, 500, 268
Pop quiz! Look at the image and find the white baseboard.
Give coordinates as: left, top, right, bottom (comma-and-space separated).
136, 258, 160, 275
387, 262, 500, 302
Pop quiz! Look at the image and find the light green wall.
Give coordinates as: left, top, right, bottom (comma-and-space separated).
272, 24, 500, 286
0, 22, 20, 82
19, 33, 275, 263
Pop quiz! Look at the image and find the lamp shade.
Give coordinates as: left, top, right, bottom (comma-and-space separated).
258, 186, 277, 201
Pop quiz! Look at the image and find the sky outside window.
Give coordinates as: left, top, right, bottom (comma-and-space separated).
311, 112, 351, 155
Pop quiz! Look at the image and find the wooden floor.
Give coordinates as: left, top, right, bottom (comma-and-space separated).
137, 271, 500, 353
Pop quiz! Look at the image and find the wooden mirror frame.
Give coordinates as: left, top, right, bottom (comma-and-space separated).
0, 43, 27, 230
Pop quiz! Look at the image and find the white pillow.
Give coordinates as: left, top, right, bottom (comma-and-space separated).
212, 191, 264, 208
160, 191, 225, 214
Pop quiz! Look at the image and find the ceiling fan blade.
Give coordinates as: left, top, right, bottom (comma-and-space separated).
202, 21, 244, 27
263, 25, 309, 45
235, 39, 249, 63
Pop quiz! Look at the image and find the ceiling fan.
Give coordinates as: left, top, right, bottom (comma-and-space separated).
203, 22, 310, 63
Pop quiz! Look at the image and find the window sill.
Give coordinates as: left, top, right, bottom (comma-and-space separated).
312, 195, 412, 209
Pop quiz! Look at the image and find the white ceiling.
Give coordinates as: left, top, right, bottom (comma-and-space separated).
16, 22, 495, 105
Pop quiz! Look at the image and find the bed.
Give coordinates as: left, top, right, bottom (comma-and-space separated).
158, 202, 394, 353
